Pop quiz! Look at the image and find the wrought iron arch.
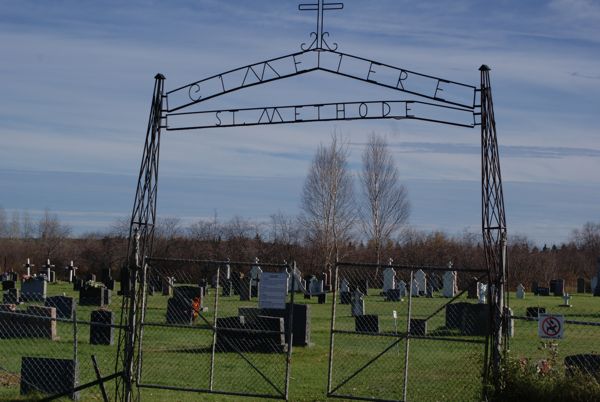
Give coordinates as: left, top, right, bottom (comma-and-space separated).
116, 3, 507, 401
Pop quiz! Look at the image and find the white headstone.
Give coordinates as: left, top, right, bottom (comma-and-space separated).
415, 270, 426, 295
398, 280, 407, 297
351, 290, 365, 316
309, 276, 323, 295
442, 271, 457, 298
516, 284, 525, 299
259, 272, 289, 310
411, 278, 420, 296
562, 293, 571, 307
478, 283, 488, 304
593, 276, 599, 295
250, 261, 262, 287
340, 278, 350, 293
383, 267, 396, 293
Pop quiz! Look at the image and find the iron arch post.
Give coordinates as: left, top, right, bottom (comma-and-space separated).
479, 65, 508, 390
116, 73, 165, 402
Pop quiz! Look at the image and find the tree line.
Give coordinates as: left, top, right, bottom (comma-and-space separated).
0, 135, 599, 291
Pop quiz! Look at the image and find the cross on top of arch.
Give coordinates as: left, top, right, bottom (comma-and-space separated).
298, 0, 343, 50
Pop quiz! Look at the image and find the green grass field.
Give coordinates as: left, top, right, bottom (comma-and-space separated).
1, 281, 599, 401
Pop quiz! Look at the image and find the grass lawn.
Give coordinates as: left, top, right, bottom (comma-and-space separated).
1, 281, 598, 401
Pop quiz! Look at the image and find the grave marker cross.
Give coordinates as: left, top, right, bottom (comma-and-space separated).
298, 0, 343, 49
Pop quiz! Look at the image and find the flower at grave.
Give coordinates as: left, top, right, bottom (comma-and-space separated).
536, 359, 551, 375
192, 297, 200, 320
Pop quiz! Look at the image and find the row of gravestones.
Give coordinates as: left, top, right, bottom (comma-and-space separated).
0, 302, 114, 345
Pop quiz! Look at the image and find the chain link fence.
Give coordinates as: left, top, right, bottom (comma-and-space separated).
328, 262, 490, 402
507, 281, 600, 381
137, 258, 296, 400
0, 267, 121, 400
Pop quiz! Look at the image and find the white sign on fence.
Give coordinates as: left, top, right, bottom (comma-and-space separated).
258, 272, 289, 310
538, 313, 565, 339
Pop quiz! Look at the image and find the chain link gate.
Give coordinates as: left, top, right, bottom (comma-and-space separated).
327, 262, 492, 402
135, 258, 295, 400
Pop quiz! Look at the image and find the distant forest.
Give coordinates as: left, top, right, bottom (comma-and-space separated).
0, 208, 598, 292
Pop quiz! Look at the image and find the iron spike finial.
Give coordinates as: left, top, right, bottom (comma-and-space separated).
479, 65, 491, 72
155, 73, 165, 80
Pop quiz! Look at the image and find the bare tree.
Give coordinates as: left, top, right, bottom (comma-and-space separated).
300, 133, 355, 267
37, 208, 71, 259
360, 133, 410, 264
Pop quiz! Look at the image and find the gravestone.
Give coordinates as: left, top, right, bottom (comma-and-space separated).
173, 285, 202, 303
40, 259, 55, 282
103, 288, 112, 306
411, 278, 420, 297
442, 271, 457, 298
358, 279, 369, 296
564, 354, 600, 379
259, 271, 289, 310
309, 276, 323, 295
21, 277, 47, 301
537, 287, 550, 296
460, 304, 489, 336
20, 357, 78, 400
90, 309, 114, 345
478, 283, 487, 304
415, 270, 426, 296
351, 290, 365, 316
25, 305, 58, 340
560, 293, 572, 307
340, 278, 351, 304
592, 277, 598, 296
516, 284, 525, 299
318, 293, 327, 304
386, 289, 402, 301
166, 298, 194, 325
79, 285, 105, 306
550, 279, 565, 297
45, 296, 75, 319
526, 306, 546, 318
231, 272, 243, 295
85, 273, 96, 282
250, 259, 262, 297
73, 278, 84, 291
410, 319, 427, 336
467, 278, 479, 299
355, 315, 379, 333
429, 273, 442, 291
577, 278, 585, 293
216, 315, 286, 353
64, 260, 78, 283
382, 267, 396, 293
3, 288, 19, 304
162, 276, 174, 296
23, 258, 34, 277
505, 307, 515, 337
239, 277, 251, 301
2, 280, 16, 291
531, 281, 539, 295
446, 302, 470, 329
398, 280, 407, 297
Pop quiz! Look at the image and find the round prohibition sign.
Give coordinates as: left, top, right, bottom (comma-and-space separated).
541, 316, 562, 337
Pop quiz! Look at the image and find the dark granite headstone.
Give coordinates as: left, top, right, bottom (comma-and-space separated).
460, 304, 489, 336
532, 281, 539, 295
355, 314, 379, 333
20, 357, 78, 399
166, 298, 194, 325
73, 278, 84, 291
550, 279, 565, 297
2, 280, 16, 291
526, 306, 546, 318
85, 273, 96, 282
445, 302, 470, 329
577, 278, 585, 294
564, 354, 600, 379
79, 286, 105, 306
537, 287, 550, 296
340, 291, 351, 304
317, 293, 327, 304
173, 285, 202, 302
238, 303, 311, 346
21, 278, 47, 302
221, 279, 233, 297
467, 278, 479, 299
410, 319, 428, 336
215, 315, 286, 353
45, 296, 75, 319
90, 309, 114, 345
118, 266, 130, 296
386, 289, 402, 301
3, 288, 19, 304
105, 279, 116, 291
103, 288, 112, 306
239, 279, 251, 301
358, 279, 369, 296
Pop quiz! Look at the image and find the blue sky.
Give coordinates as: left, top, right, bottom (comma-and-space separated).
1, 0, 599, 244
